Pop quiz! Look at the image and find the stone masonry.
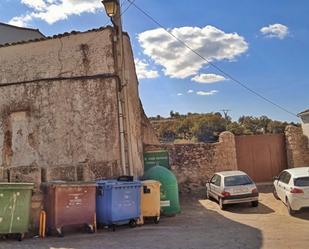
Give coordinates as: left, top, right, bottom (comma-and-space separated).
285, 125, 309, 168
145, 132, 238, 193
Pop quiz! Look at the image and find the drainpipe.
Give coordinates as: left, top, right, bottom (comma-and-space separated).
111, 1, 131, 176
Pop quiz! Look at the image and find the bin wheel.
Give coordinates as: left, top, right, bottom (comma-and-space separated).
129, 220, 137, 228
56, 228, 64, 237
86, 224, 95, 234
154, 216, 160, 224
17, 233, 24, 241
111, 224, 116, 232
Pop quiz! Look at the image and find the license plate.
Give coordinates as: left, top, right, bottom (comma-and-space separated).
234, 188, 248, 194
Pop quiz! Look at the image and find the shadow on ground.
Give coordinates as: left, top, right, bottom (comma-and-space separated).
292, 208, 309, 220
0, 196, 263, 249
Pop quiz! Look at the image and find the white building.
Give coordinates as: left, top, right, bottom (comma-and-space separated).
0, 22, 45, 45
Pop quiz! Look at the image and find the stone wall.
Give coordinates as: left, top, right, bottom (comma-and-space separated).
144, 132, 237, 193
285, 125, 309, 168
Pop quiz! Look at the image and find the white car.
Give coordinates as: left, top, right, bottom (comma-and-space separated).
273, 167, 309, 215
206, 171, 259, 210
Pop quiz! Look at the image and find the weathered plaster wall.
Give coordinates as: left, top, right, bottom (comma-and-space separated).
285, 125, 309, 168
0, 28, 115, 82
145, 132, 237, 192
122, 35, 144, 176
141, 107, 160, 145
0, 28, 124, 184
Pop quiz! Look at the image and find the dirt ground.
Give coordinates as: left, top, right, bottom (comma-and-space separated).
0, 185, 308, 249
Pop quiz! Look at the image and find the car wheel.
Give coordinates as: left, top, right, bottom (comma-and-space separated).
219, 198, 226, 210
273, 187, 280, 200
251, 201, 259, 207
286, 198, 295, 215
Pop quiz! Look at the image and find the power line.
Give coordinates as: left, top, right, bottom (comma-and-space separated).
128, 0, 298, 118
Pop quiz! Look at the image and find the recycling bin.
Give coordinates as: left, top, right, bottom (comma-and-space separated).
96, 180, 141, 230
42, 181, 96, 237
0, 183, 34, 241
140, 180, 161, 224
143, 165, 181, 216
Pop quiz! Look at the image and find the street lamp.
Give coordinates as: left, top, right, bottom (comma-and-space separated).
101, 0, 118, 18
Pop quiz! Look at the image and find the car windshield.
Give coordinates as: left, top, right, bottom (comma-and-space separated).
224, 175, 253, 186
294, 177, 309, 187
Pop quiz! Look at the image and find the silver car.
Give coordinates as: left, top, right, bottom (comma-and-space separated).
206, 170, 259, 210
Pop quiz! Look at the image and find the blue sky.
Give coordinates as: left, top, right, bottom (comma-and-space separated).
1, 0, 309, 122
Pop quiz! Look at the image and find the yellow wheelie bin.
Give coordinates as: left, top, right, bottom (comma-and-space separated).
139, 180, 161, 225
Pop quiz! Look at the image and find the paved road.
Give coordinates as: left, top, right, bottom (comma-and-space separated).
0, 186, 308, 249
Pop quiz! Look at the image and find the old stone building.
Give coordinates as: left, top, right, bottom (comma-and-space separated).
0, 26, 155, 185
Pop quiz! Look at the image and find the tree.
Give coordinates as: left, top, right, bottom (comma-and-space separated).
191, 114, 226, 142
227, 122, 245, 135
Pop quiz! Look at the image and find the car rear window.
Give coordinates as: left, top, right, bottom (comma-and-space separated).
224, 175, 253, 186
294, 177, 309, 187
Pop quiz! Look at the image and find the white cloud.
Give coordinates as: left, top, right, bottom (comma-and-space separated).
192, 73, 226, 84
260, 24, 289, 39
134, 59, 159, 79
21, 0, 47, 10
196, 90, 218, 96
177, 93, 183, 96
9, 0, 102, 26
187, 89, 194, 93
9, 14, 33, 27
138, 26, 248, 79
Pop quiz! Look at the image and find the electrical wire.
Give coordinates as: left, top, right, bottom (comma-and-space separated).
128, 0, 298, 118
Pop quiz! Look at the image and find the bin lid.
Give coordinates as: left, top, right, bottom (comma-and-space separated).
96, 179, 141, 188
0, 182, 34, 189
43, 181, 96, 187
142, 180, 161, 187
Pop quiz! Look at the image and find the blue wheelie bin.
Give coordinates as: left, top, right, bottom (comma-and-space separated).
96, 180, 141, 230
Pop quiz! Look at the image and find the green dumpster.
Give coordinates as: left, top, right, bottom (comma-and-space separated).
143, 165, 181, 216
144, 150, 170, 172
0, 183, 34, 241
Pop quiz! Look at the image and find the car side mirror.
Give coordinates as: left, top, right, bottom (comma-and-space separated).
273, 176, 279, 181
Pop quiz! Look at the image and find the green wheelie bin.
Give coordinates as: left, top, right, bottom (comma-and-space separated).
0, 183, 34, 241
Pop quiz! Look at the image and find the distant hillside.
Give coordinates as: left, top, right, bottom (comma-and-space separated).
149, 111, 299, 143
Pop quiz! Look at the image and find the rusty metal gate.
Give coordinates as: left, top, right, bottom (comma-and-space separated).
235, 134, 287, 182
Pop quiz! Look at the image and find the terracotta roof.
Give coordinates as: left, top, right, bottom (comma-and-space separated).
0, 25, 115, 48
298, 109, 309, 117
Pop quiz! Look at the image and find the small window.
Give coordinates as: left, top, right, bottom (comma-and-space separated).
294, 177, 309, 187
282, 173, 291, 184
224, 175, 253, 186
215, 175, 221, 187
210, 175, 218, 184
279, 172, 287, 182
210, 174, 221, 186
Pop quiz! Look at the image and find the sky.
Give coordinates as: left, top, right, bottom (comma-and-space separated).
1, 0, 309, 122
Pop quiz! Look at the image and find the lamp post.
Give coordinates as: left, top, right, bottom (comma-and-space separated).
102, 0, 132, 176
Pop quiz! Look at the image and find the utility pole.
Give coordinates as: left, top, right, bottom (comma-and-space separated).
220, 109, 231, 120
102, 0, 132, 176
220, 109, 231, 130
